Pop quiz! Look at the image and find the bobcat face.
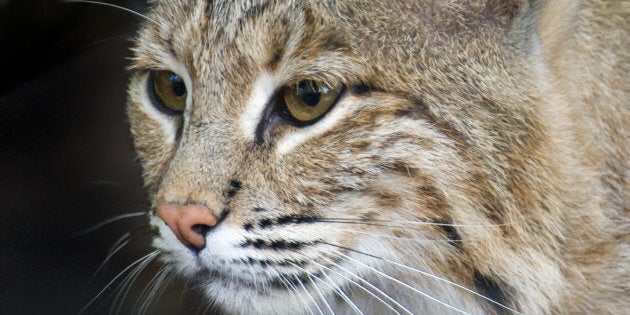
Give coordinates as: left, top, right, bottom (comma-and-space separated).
126, 0, 629, 314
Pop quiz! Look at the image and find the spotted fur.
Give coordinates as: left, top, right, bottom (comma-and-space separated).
127, 0, 629, 314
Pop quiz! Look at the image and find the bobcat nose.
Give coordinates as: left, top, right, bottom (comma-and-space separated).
156, 201, 217, 250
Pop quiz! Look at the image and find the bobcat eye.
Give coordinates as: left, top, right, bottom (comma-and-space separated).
149, 70, 187, 113
282, 80, 341, 123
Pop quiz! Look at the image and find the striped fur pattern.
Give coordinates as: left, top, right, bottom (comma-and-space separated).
126, 0, 629, 313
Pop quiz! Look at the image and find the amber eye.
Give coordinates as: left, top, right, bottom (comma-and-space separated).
283, 80, 341, 123
150, 70, 187, 113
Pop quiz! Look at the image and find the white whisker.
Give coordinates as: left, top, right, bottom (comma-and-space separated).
179, 278, 193, 312
59, 0, 160, 25
365, 254, 522, 314
310, 259, 403, 315
290, 262, 365, 315
324, 226, 477, 244
296, 274, 325, 315
111, 251, 157, 314
134, 265, 164, 313
306, 273, 335, 315
278, 274, 315, 315
320, 217, 511, 229
137, 266, 173, 314
90, 232, 131, 283
332, 250, 471, 315
73, 211, 148, 236
318, 265, 365, 315
325, 243, 522, 315
80, 250, 159, 315
317, 255, 414, 315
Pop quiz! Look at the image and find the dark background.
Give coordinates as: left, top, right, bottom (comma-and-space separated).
0, 0, 208, 313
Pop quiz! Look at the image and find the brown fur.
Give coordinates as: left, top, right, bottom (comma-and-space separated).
127, 0, 629, 313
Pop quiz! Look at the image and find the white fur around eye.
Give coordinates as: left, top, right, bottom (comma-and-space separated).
240, 72, 279, 141
276, 94, 353, 156
131, 73, 178, 143
239, 72, 353, 154
131, 56, 193, 142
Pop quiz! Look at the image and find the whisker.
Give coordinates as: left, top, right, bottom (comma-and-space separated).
137, 266, 173, 314
89, 232, 131, 284
199, 294, 216, 315
318, 265, 365, 315
318, 217, 511, 229
179, 277, 193, 312
58, 0, 160, 26
289, 262, 365, 315
79, 250, 159, 314
316, 255, 414, 315
324, 226, 477, 244
133, 265, 165, 314
322, 244, 470, 315
296, 274, 325, 315
73, 211, 149, 236
310, 259, 403, 315
278, 274, 315, 315
305, 272, 334, 315
322, 242, 522, 315
110, 252, 157, 314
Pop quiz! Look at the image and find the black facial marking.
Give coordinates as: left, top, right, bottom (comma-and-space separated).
226, 179, 243, 197
243, 223, 253, 231
276, 216, 291, 224
233, 258, 290, 268
259, 218, 273, 229
267, 47, 284, 70
473, 271, 509, 314
241, 238, 316, 251
230, 179, 242, 189
354, 84, 371, 94
253, 207, 267, 212
276, 214, 317, 225
437, 221, 463, 249
253, 239, 266, 248
219, 208, 230, 224
394, 109, 412, 117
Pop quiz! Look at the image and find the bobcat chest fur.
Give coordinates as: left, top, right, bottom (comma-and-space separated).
126, 0, 629, 314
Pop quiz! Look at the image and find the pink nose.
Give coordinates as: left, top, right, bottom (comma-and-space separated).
156, 201, 217, 249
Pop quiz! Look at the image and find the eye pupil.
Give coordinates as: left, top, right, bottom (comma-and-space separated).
169, 74, 187, 97
301, 93, 321, 107
297, 81, 323, 107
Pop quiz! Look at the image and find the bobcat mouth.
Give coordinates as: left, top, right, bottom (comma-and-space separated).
193, 256, 336, 294
199, 265, 321, 292
268, 272, 323, 290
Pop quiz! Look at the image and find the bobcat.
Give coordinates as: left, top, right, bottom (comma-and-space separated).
125, 0, 629, 314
